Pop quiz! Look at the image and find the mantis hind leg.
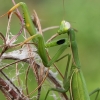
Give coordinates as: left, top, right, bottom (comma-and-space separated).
89, 88, 100, 100
44, 88, 67, 100
44, 54, 71, 100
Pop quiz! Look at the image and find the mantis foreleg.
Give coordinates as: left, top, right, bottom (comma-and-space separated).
2, 2, 70, 67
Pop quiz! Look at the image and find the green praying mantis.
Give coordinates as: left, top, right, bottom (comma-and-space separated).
44, 10, 100, 100
1, 1, 100, 100
45, 21, 91, 100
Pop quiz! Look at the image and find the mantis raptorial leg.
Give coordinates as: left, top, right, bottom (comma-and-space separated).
2, 2, 70, 67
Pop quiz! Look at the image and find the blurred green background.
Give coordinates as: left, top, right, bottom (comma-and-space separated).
0, 0, 100, 100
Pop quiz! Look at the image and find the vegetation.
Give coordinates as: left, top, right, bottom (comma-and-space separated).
0, 0, 100, 100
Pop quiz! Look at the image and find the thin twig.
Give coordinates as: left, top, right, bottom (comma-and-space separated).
25, 65, 31, 97
0, 76, 29, 100
47, 33, 59, 43
42, 26, 59, 33
0, 58, 29, 71
33, 10, 42, 35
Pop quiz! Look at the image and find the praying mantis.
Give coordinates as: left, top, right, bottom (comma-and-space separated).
44, 3, 100, 100
44, 21, 91, 100
1, 1, 100, 100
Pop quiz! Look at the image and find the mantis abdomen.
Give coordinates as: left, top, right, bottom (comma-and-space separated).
71, 67, 90, 100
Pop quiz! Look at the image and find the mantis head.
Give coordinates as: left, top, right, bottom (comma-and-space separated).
57, 20, 71, 35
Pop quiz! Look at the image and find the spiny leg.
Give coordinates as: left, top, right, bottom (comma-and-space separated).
89, 88, 100, 100
44, 54, 71, 100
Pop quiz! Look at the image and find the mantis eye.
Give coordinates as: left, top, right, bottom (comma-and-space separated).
64, 21, 71, 30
